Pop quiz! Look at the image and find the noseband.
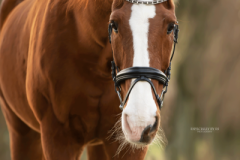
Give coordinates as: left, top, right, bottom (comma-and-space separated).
109, 1, 179, 110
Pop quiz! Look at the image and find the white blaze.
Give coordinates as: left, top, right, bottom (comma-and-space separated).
122, 4, 157, 136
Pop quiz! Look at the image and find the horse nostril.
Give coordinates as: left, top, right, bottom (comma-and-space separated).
150, 116, 159, 132
139, 116, 159, 143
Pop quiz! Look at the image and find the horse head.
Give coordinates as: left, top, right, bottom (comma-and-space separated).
109, 0, 178, 148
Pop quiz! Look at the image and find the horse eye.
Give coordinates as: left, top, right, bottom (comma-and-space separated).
167, 23, 175, 34
111, 21, 118, 33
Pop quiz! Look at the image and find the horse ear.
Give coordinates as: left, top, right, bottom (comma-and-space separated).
164, 0, 175, 10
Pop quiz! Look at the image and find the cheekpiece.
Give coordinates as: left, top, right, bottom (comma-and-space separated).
126, 0, 168, 5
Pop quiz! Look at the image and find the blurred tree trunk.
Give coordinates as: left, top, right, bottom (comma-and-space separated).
162, 0, 240, 159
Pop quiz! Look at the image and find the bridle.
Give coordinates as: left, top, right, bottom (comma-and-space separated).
109, 0, 179, 110
126, 0, 168, 4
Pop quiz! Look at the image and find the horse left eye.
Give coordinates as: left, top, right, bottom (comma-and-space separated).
111, 21, 118, 33
167, 23, 175, 34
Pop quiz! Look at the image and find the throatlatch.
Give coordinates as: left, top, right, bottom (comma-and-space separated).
108, 14, 179, 111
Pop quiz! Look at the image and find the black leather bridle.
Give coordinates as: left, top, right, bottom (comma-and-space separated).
108, 21, 179, 110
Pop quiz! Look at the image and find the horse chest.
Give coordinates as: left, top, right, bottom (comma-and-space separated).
44, 65, 117, 133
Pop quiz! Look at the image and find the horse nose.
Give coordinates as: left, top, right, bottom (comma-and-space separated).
139, 117, 159, 143
122, 113, 159, 143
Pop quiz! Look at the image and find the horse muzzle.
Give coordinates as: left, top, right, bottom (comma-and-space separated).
122, 112, 160, 145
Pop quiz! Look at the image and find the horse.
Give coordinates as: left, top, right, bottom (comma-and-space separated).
0, 0, 178, 159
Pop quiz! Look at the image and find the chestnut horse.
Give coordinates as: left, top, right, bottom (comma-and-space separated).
0, 0, 177, 159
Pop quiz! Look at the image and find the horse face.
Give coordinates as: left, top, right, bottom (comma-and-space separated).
110, 0, 176, 146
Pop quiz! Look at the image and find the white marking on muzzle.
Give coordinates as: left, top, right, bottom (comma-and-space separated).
122, 4, 157, 140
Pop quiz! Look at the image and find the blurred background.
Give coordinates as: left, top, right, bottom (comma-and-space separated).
0, 0, 240, 159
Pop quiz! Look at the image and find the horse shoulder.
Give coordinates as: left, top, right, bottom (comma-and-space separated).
26, 2, 81, 124
0, 0, 42, 130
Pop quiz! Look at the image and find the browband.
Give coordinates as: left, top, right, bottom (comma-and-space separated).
126, 0, 168, 5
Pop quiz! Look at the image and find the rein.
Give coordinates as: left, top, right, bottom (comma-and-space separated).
109, 1, 179, 110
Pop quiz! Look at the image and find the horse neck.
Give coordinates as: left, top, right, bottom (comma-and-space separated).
71, 0, 113, 76
73, 1, 112, 47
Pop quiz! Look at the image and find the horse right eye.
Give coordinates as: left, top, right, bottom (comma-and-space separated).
167, 23, 175, 34
111, 21, 118, 33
